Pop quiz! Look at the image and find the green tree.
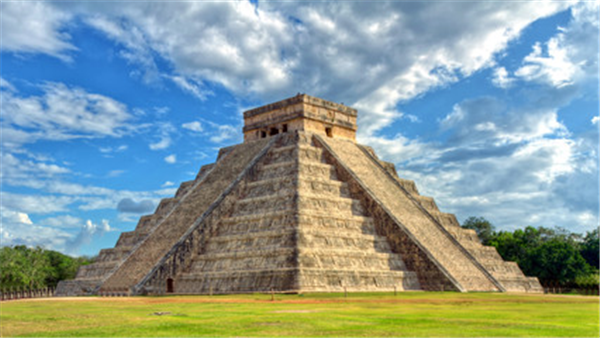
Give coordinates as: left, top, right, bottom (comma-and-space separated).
485, 224, 595, 286
0, 245, 94, 289
528, 238, 591, 285
580, 228, 599, 270
461, 216, 495, 245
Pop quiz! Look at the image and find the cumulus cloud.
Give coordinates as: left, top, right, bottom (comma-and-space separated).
515, 40, 579, 88
1, 80, 135, 148
515, 2, 598, 88
1, 2, 76, 60
116, 198, 155, 213
491, 67, 515, 89
64, 219, 114, 255
47, 1, 566, 137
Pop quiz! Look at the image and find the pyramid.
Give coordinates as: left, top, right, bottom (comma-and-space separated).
56, 94, 542, 296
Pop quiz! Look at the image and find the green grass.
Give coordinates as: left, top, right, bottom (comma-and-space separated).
1, 292, 598, 337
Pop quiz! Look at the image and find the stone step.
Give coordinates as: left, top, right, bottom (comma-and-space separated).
191, 247, 297, 272
232, 193, 364, 217
414, 195, 439, 213
297, 231, 392, 252
75, 261, 119, 280
206, 228, 390, 254
219, 210, 375, 235
430, 210, 461, 228
115, 231, 137, 247
175, 268, 298, 294
395, 177, 419, 196
256, 161, 337, 181
175, 180, 196, 198
298, 268, 421, 291
176, 268, 419, 294
133, 215, 158, 233
244, 176, 349, 199
96, 247, 133, 262
206, 231, 296, 252
298, 249, 407, 271
154, 197, 177, 217
232, 194, 295, 216
297, 194, 365, 216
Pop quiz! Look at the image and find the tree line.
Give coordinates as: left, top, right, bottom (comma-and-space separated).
0, 245, 94, 290
462, 216, 599, 288
1, 218, 598, 291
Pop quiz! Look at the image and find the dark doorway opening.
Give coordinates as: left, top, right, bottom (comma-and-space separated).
261, 130, 267, 138
282, 124, 288, 133
166, 278, 174, 293
325, 127, 333, 137
269, 127, 279, 136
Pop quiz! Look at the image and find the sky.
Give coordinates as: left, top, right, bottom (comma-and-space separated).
1, 0, 598, 257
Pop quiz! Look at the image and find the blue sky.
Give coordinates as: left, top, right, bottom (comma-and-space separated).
1, 1, 598, 257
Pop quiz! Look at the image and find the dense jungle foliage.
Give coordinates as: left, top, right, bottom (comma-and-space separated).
0, 245, 94, 290
462, 217, 599, 288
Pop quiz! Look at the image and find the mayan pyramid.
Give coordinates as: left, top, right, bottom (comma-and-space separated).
56, 94, 542, 296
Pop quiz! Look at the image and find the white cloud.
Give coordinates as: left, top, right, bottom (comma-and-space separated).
2, 192, 75, 215
491, 67, 515, 89
209, 124, 239, 144
1, 82, 135, 148
41, 215, 82, 229
99, 145, 128, 154
0, 77, 16, 91
64, 219, 114, 255
592, 116, 600, 125
1, 2, 76, 60
515, 40, 579, 88
515, 2, 598, 88
66, 1, 569, 137
85, 15, 160, 83
169, 75, 212, 100
182, 121, 204, 132
149, 122, 176, 150
1, 208, 34, 226
164, 154, 177, 164
162, 181, 175, 187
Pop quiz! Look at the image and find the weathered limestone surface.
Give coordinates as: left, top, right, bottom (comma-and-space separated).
59, 94, 541, 296
315, 135, 502, 292
97, 138, 273, 294
147, 132, 420, 294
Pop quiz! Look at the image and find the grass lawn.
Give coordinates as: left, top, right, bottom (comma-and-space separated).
1, 292, 598, 337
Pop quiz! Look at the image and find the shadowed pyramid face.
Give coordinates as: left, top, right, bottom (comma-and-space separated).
242, 94, 358, 142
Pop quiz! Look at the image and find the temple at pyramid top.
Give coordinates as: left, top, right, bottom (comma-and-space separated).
243, 94, 357, 142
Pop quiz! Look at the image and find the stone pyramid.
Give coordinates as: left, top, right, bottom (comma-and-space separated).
56, 94, 542, 296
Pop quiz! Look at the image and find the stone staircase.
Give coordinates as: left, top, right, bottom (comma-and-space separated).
175, 132, 420, 293
359, 144, 542, 293
317, 135, 503, 292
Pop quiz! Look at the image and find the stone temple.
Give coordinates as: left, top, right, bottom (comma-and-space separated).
56, 94, 542, 296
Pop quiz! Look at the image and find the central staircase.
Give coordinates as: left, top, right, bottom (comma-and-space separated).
174, 133, 420, 293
